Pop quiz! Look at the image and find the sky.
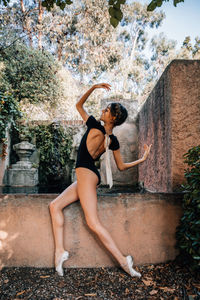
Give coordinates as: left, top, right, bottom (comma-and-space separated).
139, 0, 200, 49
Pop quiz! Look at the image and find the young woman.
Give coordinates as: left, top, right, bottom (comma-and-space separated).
49, 83, 151, 278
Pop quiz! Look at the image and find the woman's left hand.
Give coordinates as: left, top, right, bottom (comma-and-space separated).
141, 144, 152, 162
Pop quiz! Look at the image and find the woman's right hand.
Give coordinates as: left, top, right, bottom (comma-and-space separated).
141, 144, 152, 162
92, 83, 111, 91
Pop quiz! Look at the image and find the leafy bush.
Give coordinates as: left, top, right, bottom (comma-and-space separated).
31, 123, 73, 187
0, 91, 22, 141
0, 42, 62, 105
176, 145, 200, 271
0, 91, 22, 159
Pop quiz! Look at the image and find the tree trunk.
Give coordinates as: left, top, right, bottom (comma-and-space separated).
38, 0, 43, 50
57, 39, 63, 61
20, 0, 33, 48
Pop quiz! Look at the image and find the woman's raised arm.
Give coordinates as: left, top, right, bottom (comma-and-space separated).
76, 83, 111, 121
113, 144, 152, 171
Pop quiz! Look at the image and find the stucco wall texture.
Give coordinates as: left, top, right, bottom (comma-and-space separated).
138, 60, 200, 193
0, 193, 182, 269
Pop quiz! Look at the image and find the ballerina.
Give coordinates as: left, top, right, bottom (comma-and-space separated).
49, 83, 151, 277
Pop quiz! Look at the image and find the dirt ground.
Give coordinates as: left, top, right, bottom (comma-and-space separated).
0, 259, 199, 300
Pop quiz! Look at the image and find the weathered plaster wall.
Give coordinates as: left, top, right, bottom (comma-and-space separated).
170, 61, 200, 189
0, 192, 182, 269
138, 60, 200, 192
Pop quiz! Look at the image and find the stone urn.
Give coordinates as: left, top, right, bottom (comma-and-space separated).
13, 141, 36, 169
8, 141, 38, 186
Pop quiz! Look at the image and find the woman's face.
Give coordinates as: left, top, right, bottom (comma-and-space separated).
100, 105, 114, 123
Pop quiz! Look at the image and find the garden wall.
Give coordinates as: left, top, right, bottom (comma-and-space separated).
0, 192, 182, 269
138, 60, 200, 193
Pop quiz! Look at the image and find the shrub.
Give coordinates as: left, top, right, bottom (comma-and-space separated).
0, 91, 22, 157
31, 123, 73, 187
176, 145, 200, 271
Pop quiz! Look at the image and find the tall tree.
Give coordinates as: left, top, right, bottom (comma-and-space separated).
0, 0, 127, 27
0, 0, 182, 114
179, 36, 200, 59
100, 1, 166, 99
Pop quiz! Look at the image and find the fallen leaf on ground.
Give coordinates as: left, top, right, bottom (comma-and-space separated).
147, 265, 155, 269
135, 289, 142, 293
159, 287, 175, 292
58, 281, 66, 288
125, 288, 129, 294
84, 294, 97, 296
145, 276, 154, 280
40, 275, 50, 278
149, 289, 158, 295
16, 290, 26, 296
142, 279, 156, 286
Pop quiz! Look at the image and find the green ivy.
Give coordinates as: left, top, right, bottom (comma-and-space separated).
0, 91, 22, 145
176, 145, 200, 271
31, 123, 73, 187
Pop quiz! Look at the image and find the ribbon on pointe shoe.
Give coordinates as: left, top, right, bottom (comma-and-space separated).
104, 134, 113, 188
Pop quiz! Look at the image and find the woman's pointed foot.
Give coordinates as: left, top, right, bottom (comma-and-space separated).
120, 255, 141, 278
55, 250, 69, 276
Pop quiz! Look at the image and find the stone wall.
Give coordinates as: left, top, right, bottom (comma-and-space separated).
0, 192, 182, 268
138, 60, 200, 193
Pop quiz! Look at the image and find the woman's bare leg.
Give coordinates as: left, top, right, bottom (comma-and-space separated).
49, 181, 79, 267
76, 168, 127, 267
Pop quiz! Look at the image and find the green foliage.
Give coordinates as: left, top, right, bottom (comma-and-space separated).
109, 0, 125, 28
0, 91, 22, 145
43, 0, 126, 27
0, 42, 62, 105
147, 0, 184, 11
0, 0, 126, 28
176, 145, 200, 271
180, 36, 200, 59
31, 123, 73, 186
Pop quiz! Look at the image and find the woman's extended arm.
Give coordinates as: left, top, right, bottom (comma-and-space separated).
113, 144, 152, 171
76, 83, 111, 121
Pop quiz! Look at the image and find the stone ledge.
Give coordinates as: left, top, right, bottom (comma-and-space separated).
0, 192, 183, 269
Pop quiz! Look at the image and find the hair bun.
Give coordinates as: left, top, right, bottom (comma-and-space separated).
110, 102, 128, 126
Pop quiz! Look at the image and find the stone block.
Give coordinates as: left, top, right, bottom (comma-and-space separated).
8, 168, 38, 186
138, 60, 200, 192
0, 192, 182, 268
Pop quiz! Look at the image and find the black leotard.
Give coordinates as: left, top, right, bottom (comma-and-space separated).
75, 115, 120, 185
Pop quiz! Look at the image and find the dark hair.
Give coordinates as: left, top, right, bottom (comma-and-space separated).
110, 102, 128, 126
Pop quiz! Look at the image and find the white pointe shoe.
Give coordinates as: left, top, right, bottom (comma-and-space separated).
121, 255, 141, 278
55, 250, 69, 276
